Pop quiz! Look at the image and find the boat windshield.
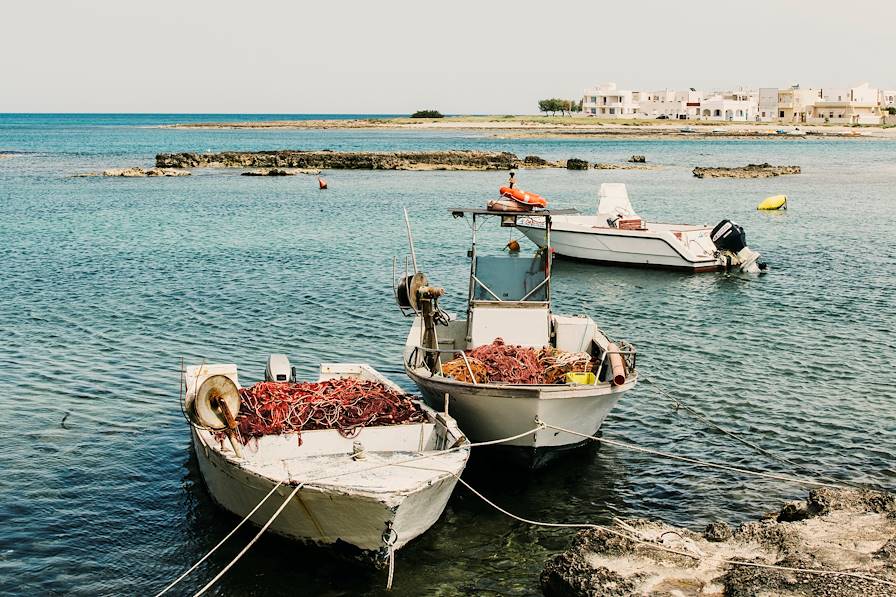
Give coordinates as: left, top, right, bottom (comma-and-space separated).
472, 252, 548, 302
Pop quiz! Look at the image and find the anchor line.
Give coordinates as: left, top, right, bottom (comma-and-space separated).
640, 375, 867, 488
539, 419, 847, 489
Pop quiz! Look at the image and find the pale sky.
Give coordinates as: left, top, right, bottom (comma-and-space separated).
2, 0, 893, 113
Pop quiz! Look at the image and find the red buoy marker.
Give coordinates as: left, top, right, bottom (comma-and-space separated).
318, 177, 328, 190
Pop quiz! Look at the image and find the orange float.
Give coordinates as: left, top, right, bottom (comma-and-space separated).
499, 186, 548, 208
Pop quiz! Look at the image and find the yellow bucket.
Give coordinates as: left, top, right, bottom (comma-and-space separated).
565, 371, 596, 384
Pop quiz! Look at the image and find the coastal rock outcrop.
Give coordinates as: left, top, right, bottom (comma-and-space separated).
693, 163, 801, 178
593, 163, 659, 170
240, 168, 321, 176
99, 167, 191, 177
628, 155, 646, 163
156, 150, 524, 171
565, 158, 590, 170
540, 488, 896, 597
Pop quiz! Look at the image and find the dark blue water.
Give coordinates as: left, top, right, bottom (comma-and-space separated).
1, 114, 894, 596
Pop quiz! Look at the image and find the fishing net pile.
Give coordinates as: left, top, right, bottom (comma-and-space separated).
441, 338, 594, 385
232, 378, 425, 445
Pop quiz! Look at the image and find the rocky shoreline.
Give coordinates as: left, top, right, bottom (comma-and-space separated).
693, 163, 801, 178
541, 487, 896, 597
156, 150, 527, 171
75, 167, 191, 177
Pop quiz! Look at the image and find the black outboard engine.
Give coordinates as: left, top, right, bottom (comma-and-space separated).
710, 219, 747, 253
710, 219, 765, 273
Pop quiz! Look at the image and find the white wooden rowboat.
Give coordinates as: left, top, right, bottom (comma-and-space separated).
182, 361, 469, 560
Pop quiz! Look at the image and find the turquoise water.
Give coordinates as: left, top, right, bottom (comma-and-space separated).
1, 114, 894, 595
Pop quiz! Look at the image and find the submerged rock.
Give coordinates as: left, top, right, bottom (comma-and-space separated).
693, 163, 801, 178
240, 168, 321, 176
156, 150, 527, 171
100, 167, 190, 177
628, 155, 646, 163
593, 162, 659, 170
541, 488, 896, 597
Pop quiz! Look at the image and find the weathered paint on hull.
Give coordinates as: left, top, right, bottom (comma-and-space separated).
192, 430, 458, 553
406, 367, 634, 466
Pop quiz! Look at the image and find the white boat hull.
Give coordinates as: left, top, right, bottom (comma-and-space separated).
519, 222, 723, 272
192, 427, 463, 553
406, 367, 634, 450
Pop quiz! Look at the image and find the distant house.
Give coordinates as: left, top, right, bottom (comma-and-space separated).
757, 88, 779, 122
777, 85, 821, 123
808, 83, 882, 125
698, 90, 756, 121
637, 89, 702, 119
582, 82, 640, 118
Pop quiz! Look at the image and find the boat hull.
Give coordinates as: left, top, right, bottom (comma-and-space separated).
405, 366, 634, 460
192, 428, 461, 554
518, 224, 722, 272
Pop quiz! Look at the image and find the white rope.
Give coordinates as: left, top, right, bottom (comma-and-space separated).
159, 424, 545, 594
453, 474, 896, 588
640, 375, 861, 488
386, 545, 395, 590
192, 483, 304, 597
154, 480, 285, 597
539, 420, 847, 489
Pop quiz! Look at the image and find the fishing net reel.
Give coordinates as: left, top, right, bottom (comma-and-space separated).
189, 374, 244, 457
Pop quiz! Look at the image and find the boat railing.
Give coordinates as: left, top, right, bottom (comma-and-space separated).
407, 342, 638, 385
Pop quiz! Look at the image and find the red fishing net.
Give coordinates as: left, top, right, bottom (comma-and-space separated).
442, 338, 594, 385
467, 338, 545, 384
232, 378, 425, 445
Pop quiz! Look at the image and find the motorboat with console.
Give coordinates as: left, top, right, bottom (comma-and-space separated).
517, 183, 767, 273
395, 207, 637, 468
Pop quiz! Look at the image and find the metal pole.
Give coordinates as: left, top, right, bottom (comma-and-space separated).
403, 208, 419, 274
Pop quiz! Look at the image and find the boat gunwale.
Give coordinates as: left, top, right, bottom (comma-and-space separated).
517, 221, 720, 267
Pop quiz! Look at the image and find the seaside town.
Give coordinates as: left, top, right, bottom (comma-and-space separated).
579, 81, 896, 124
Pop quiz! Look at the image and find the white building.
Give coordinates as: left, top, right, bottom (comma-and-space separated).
757, 88, 779, 122
777, 85, 821, 123
637, 89, 702, 119
698, 90, 757, 121
809, 83, 882, 124
582, 82, 640, 118
880, 90, 896, 109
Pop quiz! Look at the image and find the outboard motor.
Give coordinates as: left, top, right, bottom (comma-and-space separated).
265, 354, 295, 382
711, 220, 767, 274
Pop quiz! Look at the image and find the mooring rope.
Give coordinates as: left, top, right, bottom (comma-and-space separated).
193, 483, 305, 597
539, 420, 848, 489
157, 423, 546, 595
154, 480, 285, 597
640, 375, 862, 488
451, 472, 896, 588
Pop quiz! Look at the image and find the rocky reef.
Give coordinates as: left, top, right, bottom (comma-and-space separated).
693, 163, 801, 178
566, 158, 590, 170
240, 168, 321, 176
76, 167, 191, 177
156, 150, 526, 171
541, 487, 896, 597
593, 162, 660, 170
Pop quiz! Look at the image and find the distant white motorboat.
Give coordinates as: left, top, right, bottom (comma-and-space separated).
396, 207, 637, 468
517, 183, 766, 274
182, 359, 469, 560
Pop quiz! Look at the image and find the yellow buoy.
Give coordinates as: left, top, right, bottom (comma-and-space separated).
758, 195, 787, 210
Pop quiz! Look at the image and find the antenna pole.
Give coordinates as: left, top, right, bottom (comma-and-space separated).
403, 207, 419, 274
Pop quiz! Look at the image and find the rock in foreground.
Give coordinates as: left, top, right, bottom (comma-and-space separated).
693, 163, 801, 178
240, 168, 321, 176
157, 150, 525, 171
541, 488, 896, 597
101, 167, 190, 177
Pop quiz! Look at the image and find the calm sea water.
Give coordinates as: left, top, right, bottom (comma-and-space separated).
1, 114, 894, 596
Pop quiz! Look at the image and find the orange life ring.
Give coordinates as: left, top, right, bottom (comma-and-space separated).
499, 186, 548, 208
